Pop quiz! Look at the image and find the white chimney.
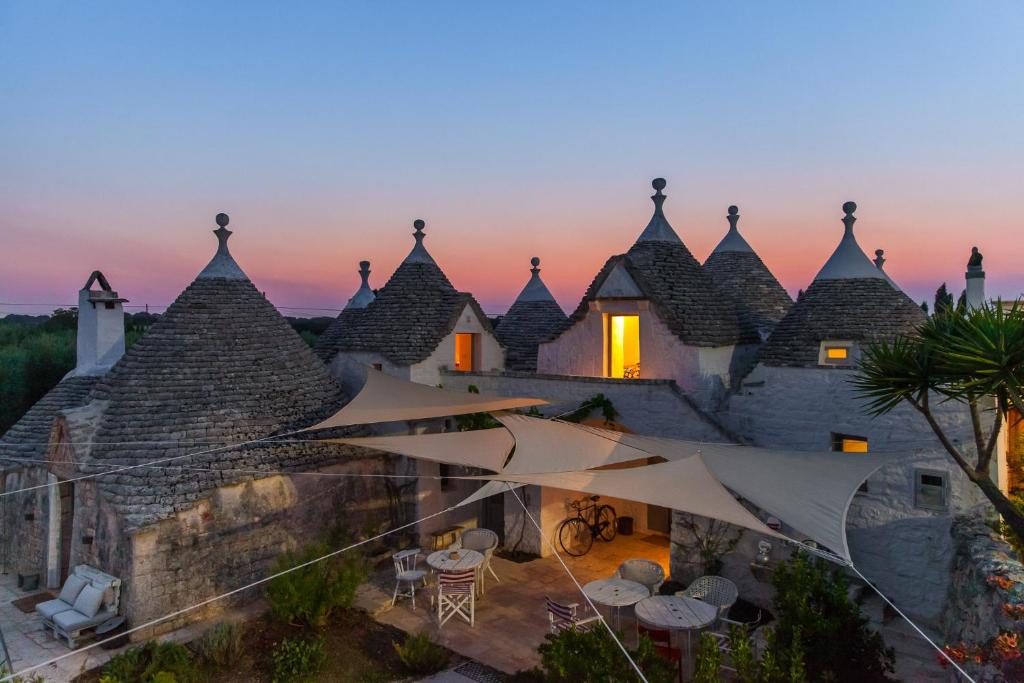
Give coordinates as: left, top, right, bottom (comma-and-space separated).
965, 247, 986, 309
72, 271, 127, 377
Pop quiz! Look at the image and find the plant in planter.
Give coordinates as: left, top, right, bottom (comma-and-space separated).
674, 513, 743, 576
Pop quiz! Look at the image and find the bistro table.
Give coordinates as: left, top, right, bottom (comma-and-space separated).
427, 549, 485, 596
582, 578, 649, 628
635, 595, 718, 678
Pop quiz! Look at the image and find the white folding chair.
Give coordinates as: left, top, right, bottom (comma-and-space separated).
437, 570, 476, 627
392, 548, 427, 610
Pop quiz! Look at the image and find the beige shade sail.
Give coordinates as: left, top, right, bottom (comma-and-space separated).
473, 456, 785, 540
305, 369, 547, 430
592, 430, 886, 560
324, 427, 514, 473
495, 414, 657, 474
455, 480, 524, 507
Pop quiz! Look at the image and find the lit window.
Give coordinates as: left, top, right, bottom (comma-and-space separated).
819, 341, 855, 366
833, 434, 869, 492
914, 469, 949, 511
454, 333, 476, 372
607, 315, 640, 379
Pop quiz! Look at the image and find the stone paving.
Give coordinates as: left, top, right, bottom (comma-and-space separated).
357, 533, 672, 675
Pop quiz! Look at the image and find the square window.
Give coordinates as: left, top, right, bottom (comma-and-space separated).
819, 341, 855, 366
914, 469, 949, 511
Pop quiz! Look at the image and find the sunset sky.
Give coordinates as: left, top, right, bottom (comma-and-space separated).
2, 2, 1023, 317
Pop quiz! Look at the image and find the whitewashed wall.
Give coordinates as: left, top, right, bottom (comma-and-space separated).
413, 303, 505, 387
537, 300, 749, 410
723, 363, 988, 627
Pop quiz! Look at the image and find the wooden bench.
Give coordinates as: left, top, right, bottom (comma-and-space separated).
430, 526, 463, 551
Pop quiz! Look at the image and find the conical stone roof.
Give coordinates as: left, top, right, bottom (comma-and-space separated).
758, 202, 925, 368
313, 261, 376, 362
703, 206, 792, 338
495, 258, 569, 372
0, 376, 100, 473
87, 215, 349, 525
315, 220, 496, 366
564, 180, 757, 347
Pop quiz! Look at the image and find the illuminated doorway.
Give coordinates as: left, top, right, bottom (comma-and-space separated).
607, 315, 640, 379
454, 333, 477, 372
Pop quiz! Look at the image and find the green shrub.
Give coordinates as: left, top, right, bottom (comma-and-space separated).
100, 641, 198, 683
271, 637, 326, 682
192, 621, 243, 668
392, 632, 450, 674
771, 553, 894, 682
693, 632, 722, 683
266, 537, 368, 627
537, 626, 674, 682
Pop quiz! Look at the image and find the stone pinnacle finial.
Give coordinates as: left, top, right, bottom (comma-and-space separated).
651, 178, 667, 210
530, 256, 541, 273
727, 205, 739, 232
358, 260, 371, 285
841, 201, 857, 235
213, 212, 232, 247
874, 249, 886, 270
413, 219, 425, 242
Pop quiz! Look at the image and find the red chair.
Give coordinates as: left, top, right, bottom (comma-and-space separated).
638, 623, 683, 683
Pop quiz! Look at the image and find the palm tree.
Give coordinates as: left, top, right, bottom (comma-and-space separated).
853, 301, 1024, 540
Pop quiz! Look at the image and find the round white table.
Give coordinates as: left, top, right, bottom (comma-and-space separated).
426, 549, 484, 573
635, 595, 718, 677
582, 578, 649, 628
427, 549, 486, 599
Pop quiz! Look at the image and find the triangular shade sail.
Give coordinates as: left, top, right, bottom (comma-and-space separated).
473, 457, 785, 540
305, 369, 547, 430
588, 429, 887, 560
455, 480, 524, 507
495, 414, 656, 473
324, 428, 513, 473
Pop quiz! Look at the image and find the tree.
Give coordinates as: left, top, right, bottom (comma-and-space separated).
934, 283, 954, 314
854, 301, 1024, 540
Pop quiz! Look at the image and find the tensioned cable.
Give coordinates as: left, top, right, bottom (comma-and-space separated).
0, 429, 312, 499
0, 456, 495, 481
557, 419, 974, 680
0, 505, 457, 683
508, 486, 648, 682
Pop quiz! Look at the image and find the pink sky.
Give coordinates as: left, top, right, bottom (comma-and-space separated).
2, 179, 1022, 318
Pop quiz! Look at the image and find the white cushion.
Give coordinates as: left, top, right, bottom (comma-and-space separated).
72, 584, 105, 618
53, 609, 100, 631
36, 598, 74, 620
58, 574, 89, 605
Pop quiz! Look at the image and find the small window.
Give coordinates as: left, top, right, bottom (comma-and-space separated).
819, 341, 855, 366
832, 434, 868, 453
914, 469, 949, 511
372, 363, 383, 371
454, 333, 477, 372
833, 434, 869, 492
439, 463, 453, 491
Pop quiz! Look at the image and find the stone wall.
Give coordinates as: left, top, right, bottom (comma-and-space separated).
943, 516, 1024, 646
0, 467, 50, 579
440, 370, 732, 442
724, 363, 988, 628
93, 454, 405, 637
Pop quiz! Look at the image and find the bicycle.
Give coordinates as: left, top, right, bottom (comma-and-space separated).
556, 495, 617, 557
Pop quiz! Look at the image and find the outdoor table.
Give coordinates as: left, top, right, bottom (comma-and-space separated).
427, 549, 485, 596
582, 578, 649, 628
635, 595, 718, 678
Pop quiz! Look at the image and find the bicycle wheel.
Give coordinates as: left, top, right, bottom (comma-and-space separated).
558, 517, 594, 557
596, 505, 617, 542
